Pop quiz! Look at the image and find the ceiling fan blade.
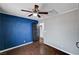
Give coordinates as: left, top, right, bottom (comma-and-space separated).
28, 14, 33, 17
39, 12, 48, 14
21, 9, 32, 13
37, 14, 41, 18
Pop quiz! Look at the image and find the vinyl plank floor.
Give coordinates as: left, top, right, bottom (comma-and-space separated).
0, 41, 68, 55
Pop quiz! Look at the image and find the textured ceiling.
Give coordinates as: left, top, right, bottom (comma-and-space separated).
0, 3, 79, 20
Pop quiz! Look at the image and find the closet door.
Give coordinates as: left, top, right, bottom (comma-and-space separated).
32, 23, 38, 42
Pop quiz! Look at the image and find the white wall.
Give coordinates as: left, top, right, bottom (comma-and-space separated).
40, 9, 79, 54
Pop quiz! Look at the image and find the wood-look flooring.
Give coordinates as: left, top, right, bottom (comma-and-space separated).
0, 41, 68, 55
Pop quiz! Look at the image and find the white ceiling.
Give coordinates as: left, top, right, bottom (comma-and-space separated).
0, 3, 79, 20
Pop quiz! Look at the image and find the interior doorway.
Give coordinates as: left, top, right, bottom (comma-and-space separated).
37, 23, 44, 43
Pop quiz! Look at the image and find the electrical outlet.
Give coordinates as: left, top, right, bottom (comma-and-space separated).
24, 40, 26, 43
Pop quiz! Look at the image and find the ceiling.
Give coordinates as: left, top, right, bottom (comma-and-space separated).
0, 3, 79, 20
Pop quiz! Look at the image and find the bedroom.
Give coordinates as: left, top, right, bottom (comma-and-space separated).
0, 3, 79, 55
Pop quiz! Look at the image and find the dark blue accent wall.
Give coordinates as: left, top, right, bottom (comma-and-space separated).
0, 13, 38, 50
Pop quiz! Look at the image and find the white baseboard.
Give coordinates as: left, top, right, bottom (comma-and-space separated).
44, 41, 73, 55
0, 41, 33, 53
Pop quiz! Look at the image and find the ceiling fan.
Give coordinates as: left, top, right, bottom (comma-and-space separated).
21, 5, 48, 18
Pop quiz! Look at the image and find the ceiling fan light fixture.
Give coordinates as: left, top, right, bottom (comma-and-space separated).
21, 4, 48, 18
33, 13, 37, 16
